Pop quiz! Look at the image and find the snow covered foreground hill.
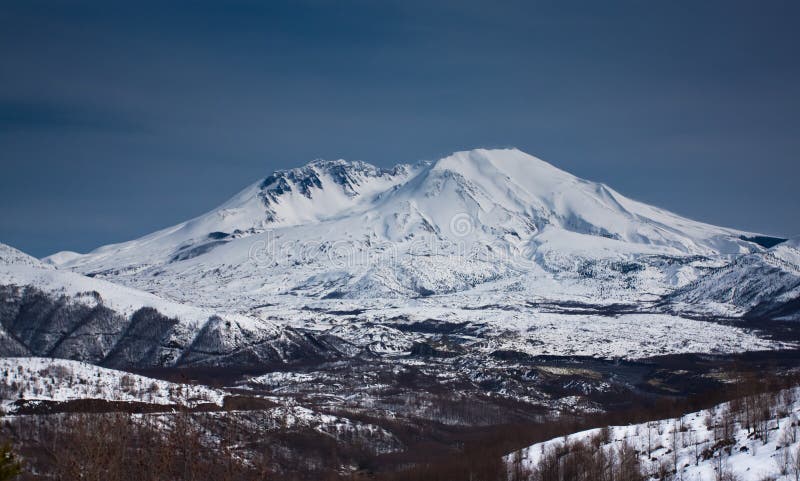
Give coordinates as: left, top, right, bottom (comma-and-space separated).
43, 148, 796, 320
507, 387, 800, 481
0, 357, 225, 411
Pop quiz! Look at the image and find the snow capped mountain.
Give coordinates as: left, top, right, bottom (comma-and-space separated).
52, 149, 757, 267
44, 148, 780, 316
12, 148, 791, 371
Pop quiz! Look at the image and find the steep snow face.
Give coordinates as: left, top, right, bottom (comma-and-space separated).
44, 148, 765, 309
258, 159, 418, 225
394, 149, 751, 255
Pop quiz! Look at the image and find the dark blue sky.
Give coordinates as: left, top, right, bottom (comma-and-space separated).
1, 0, 798, 257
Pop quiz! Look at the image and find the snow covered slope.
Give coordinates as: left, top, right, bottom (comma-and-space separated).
0, 243, 52, 269
508, 387, 800, 481
47, 159, 417, 275
0, 357, 224, 410
44, 149, 778, 314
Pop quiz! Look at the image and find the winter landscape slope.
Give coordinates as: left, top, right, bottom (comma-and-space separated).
0, 357, 225, 411
1, 147, 790, 370
44, 148, 795, 322
0, 242, 340, 368
507, 387, 800, 481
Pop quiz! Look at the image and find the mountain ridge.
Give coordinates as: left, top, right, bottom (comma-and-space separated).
0, 241, 344, 368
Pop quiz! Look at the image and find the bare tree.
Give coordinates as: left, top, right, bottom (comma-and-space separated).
687, 429, 700, 466
776, 443, 792, 477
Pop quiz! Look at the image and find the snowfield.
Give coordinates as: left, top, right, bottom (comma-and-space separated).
472, 313, 786, 360
314, 312, 788, 361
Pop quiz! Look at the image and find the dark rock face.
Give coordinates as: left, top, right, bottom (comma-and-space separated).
170, 240, 228, 263
176, 317, 341, 368
257, 160, 410, 220
101, 307, 183, 368
746, 294, 800, 320
0, 285, 125, 362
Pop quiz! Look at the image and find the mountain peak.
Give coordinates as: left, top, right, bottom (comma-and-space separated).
430, 148, 578, 192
